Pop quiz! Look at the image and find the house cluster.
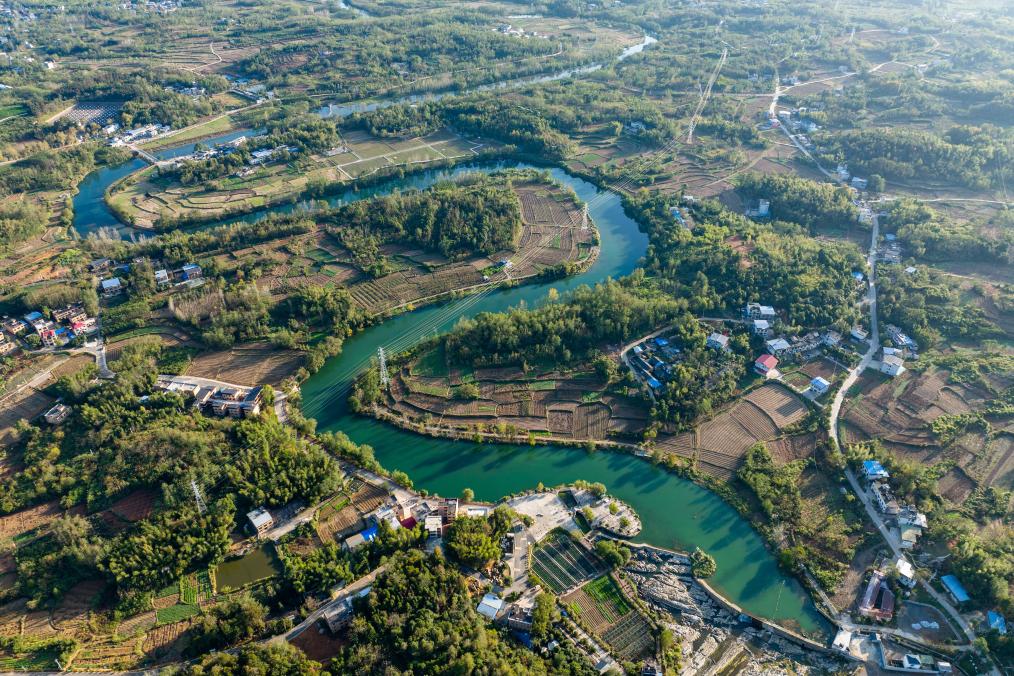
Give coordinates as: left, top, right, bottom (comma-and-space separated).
742, 302, 843, 382
109, 123, 171, 146
249, 144, 298, 166
495, 23, 544, 39
877, 324, 917, 378
227, 79, 275, 102
862, 460, 927, 550
156, 376, 264, 418
2, 303, 97, 349
832, 163, 871, 192
166, 83, 206, 97
92, 257, 203, 296
118, 0, 182, 13
774, 106, 822, 136
342, 496, 466, 554
629, 335, 685, 394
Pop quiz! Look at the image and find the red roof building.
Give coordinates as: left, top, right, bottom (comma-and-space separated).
754, 354, 779, 374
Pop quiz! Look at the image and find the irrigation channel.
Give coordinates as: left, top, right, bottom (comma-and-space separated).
69, 34, 830, 635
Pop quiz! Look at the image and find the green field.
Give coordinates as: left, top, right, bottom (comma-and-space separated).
155, 603, 200, 625
411, 344, 449, 378
528, 380, 556, 391
583, 575, 631, 623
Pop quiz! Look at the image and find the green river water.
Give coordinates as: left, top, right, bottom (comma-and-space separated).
75, 150, 828, 637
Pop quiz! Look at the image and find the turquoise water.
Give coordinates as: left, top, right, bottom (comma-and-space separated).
73, 144, 828, 636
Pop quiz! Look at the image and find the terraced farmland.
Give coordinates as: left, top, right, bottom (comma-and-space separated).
531, 530, 604, 594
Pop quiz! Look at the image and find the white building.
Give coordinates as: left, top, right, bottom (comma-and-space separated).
706, 332, 730, 351
881, 355, 906, 377
752, 319, 771, 337
765, 337, 791, 356
894, 557, 916, 588
247, 507, 274, 537
810, 376, 831, 395
744, 303, 777, 320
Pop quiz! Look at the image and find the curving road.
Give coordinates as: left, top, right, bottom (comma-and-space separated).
826, 215, 987, 660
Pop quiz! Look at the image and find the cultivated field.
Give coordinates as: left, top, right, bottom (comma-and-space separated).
563, 574, 655, 662
109, 128, 506, 228
655, 384, 809, 480
314, 480, 388, 544
185, 343, 303, 385
531, 530, 604, 595
383, 350, 647, 442
842, 365, 1012, 495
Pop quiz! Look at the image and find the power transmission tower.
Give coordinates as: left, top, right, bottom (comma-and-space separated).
378, 347, 389, 387
191, 478, 207, 515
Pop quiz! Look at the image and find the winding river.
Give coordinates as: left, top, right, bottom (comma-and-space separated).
69, 36, 830, 635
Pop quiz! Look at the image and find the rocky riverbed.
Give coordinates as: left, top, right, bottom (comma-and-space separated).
624, 548, 851, 675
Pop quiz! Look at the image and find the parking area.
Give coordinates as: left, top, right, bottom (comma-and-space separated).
508, 491, 578, 541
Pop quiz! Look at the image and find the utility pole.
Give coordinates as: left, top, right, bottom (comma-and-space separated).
378, 346, 389, 387
191, 477, 207, 515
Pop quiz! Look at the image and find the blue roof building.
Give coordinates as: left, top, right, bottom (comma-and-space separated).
654, 337, 670, 347
646, 377, 662, 390
360, 525, 379, 542
24, 311, 42, 322
862, 460, 889, 480
941, 575, 970, 604
988, 611, 1007, 635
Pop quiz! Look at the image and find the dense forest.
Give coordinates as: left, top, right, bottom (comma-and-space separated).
882, 199, 1014, 265
445, 279, 684, 369
877, 265, 1003, 348
629, 191, 865, 329
325, 173, 523, 273
330, 549, 593, 674
816, 126, 1012, 190
1, 342, 343, 602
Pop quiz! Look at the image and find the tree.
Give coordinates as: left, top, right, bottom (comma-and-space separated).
690, 547, 717, 578
461, 487, 475, 502
531, 592, 555, 640
445, 516, 499, 569
188, 642, 322, 675
594, 540, 630, 569
188, 594, 268, 654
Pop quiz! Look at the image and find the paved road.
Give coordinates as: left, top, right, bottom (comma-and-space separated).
825, 216, 985, 656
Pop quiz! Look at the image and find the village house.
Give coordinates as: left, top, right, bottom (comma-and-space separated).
247, 507, 274, 537
872, 481, 900, 515
894, 557, 916, 588
754, 353, 778, 376
0, 333, 16, 355
100, 277, 124, 296
764, 337, 791, 356
859, 571, 895, 621
506, 604, 534, 631
752, 319, 772, 337
706, 332, 730, 351
476, 592, 505, 621
2, 317, 27, 335
822, 330, 842, 347
941, 575, 971, 605
343, 524, 378, 552
43, 403, 71, 425
881, 355, 906, 377
863, 460, 890, 481
810, 376, 831, 395
155, 269, 171, 287
744, 302, 777, 320
324, 586, 372, 633
851, 326, 869, 342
